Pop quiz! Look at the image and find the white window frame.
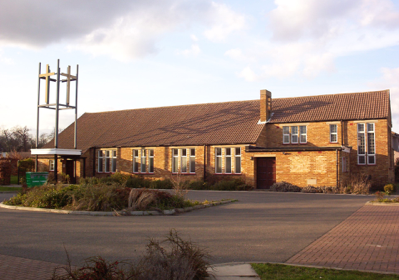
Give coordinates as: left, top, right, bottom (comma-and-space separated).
225, 148, 232, 174
367, 123, 376, 165
283, 127, 290, 144
235, 147, 241, 174
140, 149, 146, 173
148, 149, 154, 173
299, 125, 307, 144
357, 123, 366, 165
111, 150, 117, 173
98, 150, 104, 173
133, 149, 139, 173
181, 149, 187, 173
330, 124, 338, 143
215, 147, 241, 174
215, 148, 222, 174
172, 148, 179, 173
105, 151, 111, 173
189, 149, 196, 174
291, 126, 298, 144
49, 160, 55, 171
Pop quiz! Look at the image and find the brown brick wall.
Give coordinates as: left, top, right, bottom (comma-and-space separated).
346, 119, 394, 186
265, 121, 344, 148
245, 150, 338, 187
259, 119, 393, 187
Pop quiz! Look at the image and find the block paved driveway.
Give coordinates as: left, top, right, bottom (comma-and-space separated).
287, 204, 399, 274
0, 191, 371, 267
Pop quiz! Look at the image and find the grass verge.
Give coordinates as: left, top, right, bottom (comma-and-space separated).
252, 263, 399, 280
0, 186, 21, 192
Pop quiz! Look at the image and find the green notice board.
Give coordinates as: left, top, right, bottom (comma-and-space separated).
26, 172, 49, 187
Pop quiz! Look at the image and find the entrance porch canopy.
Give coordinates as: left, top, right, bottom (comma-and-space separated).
31, 148, 82, 156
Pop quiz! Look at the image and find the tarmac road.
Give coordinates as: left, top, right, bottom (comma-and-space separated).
0, 191, 371, 266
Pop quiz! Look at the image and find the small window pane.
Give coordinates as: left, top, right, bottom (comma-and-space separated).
235, 148, 241, 173
216, 148, 222, 156
367, 123, 374, 132
226, 157, 232, 173
190, 149, 195, 173
190, 157, 195, 173
358, 155, 366, 165
111, 151, 117, 173
181, 149, 187, 173
225, 148, 232, 173
368, 155, 375, 164
235, 157, 241, 173
141, 150, 146, 173
235, 147, 241, 156
172, 149, 178, 173
216, 157, 222, 173
291, 126, 298, 143
133, 151, 139, 173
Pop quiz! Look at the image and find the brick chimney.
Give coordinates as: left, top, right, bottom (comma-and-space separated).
260, 89, 272, 122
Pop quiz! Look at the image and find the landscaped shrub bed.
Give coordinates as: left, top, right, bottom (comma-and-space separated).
3, 184, 192, 211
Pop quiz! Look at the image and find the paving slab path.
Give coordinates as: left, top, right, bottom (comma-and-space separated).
287, 204, 399, 274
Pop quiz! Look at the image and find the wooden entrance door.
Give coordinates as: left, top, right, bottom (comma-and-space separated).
257, 157, 276, 189
65, 160, 75, 184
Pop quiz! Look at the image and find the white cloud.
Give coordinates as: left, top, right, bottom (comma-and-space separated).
233, 0, 399, 80
0, 0, 247, 61
0, 49, 14, 65
203, 2, 247, 42
190, 34, 199, 42
179, 44, 201, 56
368, 67, 399, 131
239, 67, 258, 82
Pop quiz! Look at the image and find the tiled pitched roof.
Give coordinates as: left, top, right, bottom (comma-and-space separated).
46, 90, 390, 151
47, 100, 265, 152
269, 90, 390, 123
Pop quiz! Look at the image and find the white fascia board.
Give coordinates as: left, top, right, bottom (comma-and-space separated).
31, 148, 82, 156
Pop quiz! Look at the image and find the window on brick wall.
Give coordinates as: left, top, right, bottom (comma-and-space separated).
330, 124, 338, 143
49, 160, 55, 171
140, 149, 146, 173
133, 150, 139, 173
111, 150, 117, 172
98, 150, 117, 173
225, 148, 232, 174
291, 126, 298, 143
283, 126, 307, 144
215, 147, 241, 174
357, 123, 376, 165
299, 126, 307, 143
172, 148, 195, 174
132, 149, 154, 174
181, 149, 187, 173
283, 127, 290, 144
172, 149, 179, 173
189, 149, 195, 173
367, 123, 376, 165
98, 151, 103, 173
235, 148, 241, 173
148, 149, 154, 173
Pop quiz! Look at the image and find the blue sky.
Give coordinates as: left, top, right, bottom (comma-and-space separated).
1, 0, 398, 135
